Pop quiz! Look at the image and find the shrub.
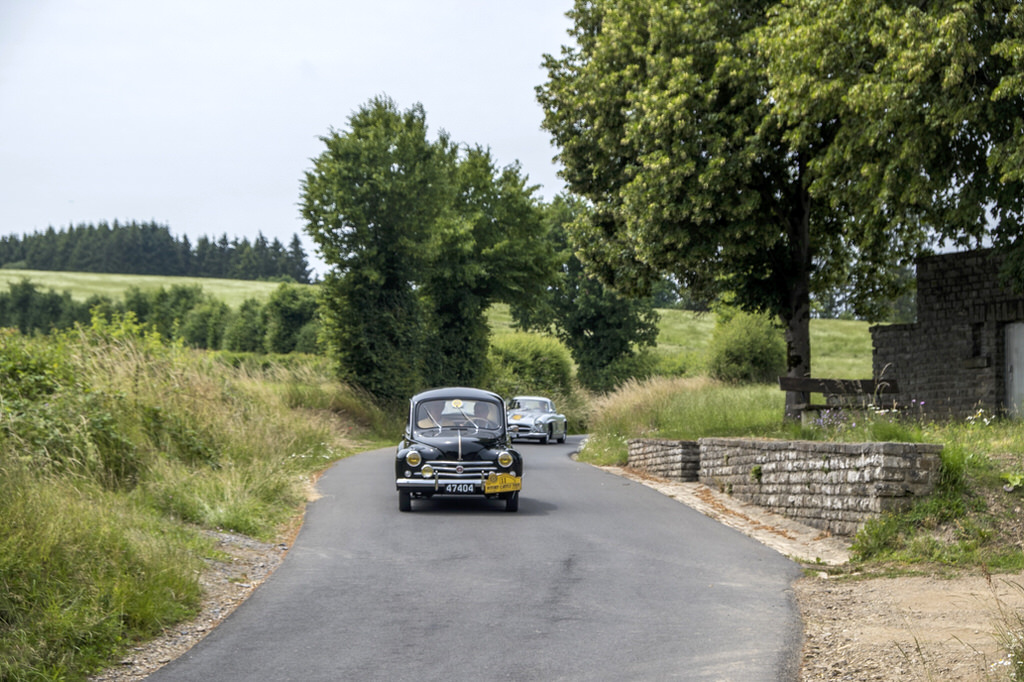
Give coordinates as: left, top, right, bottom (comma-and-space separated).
263, 284, 318, 354
179, 300, 232, 349
487, 332, 574, 399
222, 299, 266, 352
577, 348, 656, 393
706, 310, 785, 383
0, 279, 94, 334
293, 320, 322, 354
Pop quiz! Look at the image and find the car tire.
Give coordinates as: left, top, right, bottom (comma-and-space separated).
399, 491, 411, 512
505, 491, 519, 512
557, 426, 566, 444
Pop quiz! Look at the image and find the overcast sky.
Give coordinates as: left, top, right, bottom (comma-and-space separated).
0, 1, 573, 275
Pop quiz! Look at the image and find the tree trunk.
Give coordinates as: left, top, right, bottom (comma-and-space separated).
783, 284, 812, 420
783, 176, 813, 420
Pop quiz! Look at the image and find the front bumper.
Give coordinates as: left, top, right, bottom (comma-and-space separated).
509, 422, 542, 434
396, 471, 521, 495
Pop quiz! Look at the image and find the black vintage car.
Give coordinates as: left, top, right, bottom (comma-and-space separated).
395, 387, 523, 512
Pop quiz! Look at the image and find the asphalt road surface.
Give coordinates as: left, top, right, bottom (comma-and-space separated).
149, 436, 803, 681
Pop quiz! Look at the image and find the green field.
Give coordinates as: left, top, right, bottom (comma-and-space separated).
491, 303, 874, 379
0, 269, 292, 308
2, 270, 875, 378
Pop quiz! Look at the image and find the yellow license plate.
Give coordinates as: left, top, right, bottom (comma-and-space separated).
483, 473, 521, 494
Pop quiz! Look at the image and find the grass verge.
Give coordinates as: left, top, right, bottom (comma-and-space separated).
0, 319, 393, 680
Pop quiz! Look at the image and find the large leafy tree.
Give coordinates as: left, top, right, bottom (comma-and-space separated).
302, 97, 452, 402
540, 0, 823, 414
302, 97, 554, 402
514, 195, 660, 392
537, 0, 999, 414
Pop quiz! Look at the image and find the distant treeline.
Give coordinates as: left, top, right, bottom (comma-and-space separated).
0, 279, 320, 355
0, 221, 312, 284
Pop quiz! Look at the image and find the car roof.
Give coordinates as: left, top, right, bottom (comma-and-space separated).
511, 395, 549, 402
411, 387, 503, 403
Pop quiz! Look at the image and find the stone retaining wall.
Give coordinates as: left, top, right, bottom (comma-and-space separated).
627, 438, 942, 536
626, 439, 701, 481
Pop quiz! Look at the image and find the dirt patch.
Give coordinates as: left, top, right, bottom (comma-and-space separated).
797, 572, 1024, 680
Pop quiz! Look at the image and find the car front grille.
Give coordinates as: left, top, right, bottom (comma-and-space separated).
429, 460, 498, 480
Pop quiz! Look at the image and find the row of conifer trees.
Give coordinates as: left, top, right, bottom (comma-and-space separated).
0, 221, 312, 283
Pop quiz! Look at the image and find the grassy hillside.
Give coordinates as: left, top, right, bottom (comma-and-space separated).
489, 303, 875, 379
1, 273, 875, 380
0, 269, 293, 308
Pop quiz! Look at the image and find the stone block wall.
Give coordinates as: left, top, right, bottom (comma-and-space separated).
626, 439, 700, 481
699, 438, 942, 536
872, 248, 1024, 418
627, 437, 942, 536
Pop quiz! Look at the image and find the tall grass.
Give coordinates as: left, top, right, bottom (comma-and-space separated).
0, 317, 388, 680
0, 466, 207, 680
579, 376, 785, 465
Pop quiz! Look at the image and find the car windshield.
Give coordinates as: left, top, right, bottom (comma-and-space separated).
413, 398, 503, 436
513, 399, 548, 411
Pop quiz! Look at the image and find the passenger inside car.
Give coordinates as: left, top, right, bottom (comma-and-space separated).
417, 401, 445, 429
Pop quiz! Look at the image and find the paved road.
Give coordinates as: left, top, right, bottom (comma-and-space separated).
149, 437, 803, 681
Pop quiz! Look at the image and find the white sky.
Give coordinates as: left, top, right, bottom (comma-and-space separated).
0, 1, 573, 275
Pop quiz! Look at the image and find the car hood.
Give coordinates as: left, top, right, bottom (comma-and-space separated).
410, 432, 504, 458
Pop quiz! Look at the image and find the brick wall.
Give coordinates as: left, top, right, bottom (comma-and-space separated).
627, 438, 942, 536
872, 248, 1024, 418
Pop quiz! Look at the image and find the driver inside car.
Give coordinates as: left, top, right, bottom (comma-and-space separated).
473, 401, 499, 428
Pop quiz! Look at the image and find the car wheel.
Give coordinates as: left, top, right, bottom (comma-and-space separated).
557, 425, 566, 444
505, 491, 519, 512
399, 491, 411, 512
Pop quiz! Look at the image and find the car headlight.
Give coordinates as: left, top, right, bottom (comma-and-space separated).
406, 451, 422, 467
497, 451, 513, 468
420, 464, 434, 478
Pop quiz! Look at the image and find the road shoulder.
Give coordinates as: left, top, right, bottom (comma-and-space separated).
600, 466, 851, 566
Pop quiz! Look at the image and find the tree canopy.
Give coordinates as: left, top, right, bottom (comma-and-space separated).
301, 96, 553, 403
762, 0, 1024, 278
538, 0, 1024, 413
